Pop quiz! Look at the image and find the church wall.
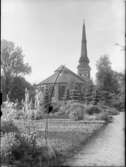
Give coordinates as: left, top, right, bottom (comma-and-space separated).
40, 81, 88, 103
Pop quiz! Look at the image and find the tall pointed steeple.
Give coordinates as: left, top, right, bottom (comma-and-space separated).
77, 21, 90, 80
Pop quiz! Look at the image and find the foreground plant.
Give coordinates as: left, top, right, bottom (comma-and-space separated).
1, 120, 19, 135
1, 130, 58, 167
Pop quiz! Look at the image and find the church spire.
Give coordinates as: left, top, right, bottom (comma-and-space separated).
80, 21, 89, 63
77, 21, 90, 80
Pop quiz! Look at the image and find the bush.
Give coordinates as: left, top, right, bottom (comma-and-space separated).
85, 105, 103, 115
53, 111, 66, 117
84, 113, 97, 121
65, 102, 85, 114
106, 107, 119, 115
2, 105, 25, 120
64, 102, 85, 120
50, 102, 85, 120
69, 109, 83, 121
1, 132, 57, 166
1, 120, 19, 135
112, 101, 125, 112
1, 133, 17, 163
96, 112, 113, 122
2, 107, 15, 120
98, 104, 119, 115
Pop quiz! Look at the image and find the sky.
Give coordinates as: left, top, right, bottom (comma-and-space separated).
1, 0, 125, 84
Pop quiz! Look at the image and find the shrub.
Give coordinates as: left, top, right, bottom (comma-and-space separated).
96, 112, 113, 122
98, 104, 119, 115
44, 102, 86, 120
1, 132, 57, 166
1, 133, 17, 163
53, 111, 65, 117
65, 102, 85, 120
112, 101, 125, 112
106, 107, 119, 115
65, 102, 85, 114
2, 105, 25, 120
84, 114, 97, 121
60, 102, 85, 120
69, 110, 83, 120
1, 120, 19, 135
85, 105, 103, 115
2, 107, 16, 120
58, 105, 66, 113
95, 112, 106, 120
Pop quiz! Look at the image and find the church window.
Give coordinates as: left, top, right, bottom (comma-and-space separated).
58, 85, 66, 100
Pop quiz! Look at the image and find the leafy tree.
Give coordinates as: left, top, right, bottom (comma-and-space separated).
9, 77, 33, 103
1, 39, 31, 100
96, 55, 119, 94
95, 55, 120, 106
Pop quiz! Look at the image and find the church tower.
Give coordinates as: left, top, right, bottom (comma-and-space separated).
77, 21, 90, 80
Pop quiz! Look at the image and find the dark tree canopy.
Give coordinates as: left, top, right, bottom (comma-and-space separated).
9, 77, 33, 103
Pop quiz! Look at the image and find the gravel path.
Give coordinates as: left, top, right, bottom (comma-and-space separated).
64, 112, 125, 166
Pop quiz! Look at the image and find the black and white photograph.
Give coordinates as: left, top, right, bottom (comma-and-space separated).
1, 0, 125, 166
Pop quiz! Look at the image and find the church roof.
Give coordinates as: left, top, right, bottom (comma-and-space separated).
39, 65, 86, 85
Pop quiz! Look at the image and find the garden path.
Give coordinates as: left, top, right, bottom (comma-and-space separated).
64, 112, 125, 166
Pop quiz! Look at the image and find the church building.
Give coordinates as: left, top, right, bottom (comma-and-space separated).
38, 22, 91, 103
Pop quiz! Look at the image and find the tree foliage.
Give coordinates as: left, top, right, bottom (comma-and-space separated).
95, 55, 124, 110
1, 39, 32, 100
9, 77, 33, 103
1, 39, 31, 78
96, 55, 119, 94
